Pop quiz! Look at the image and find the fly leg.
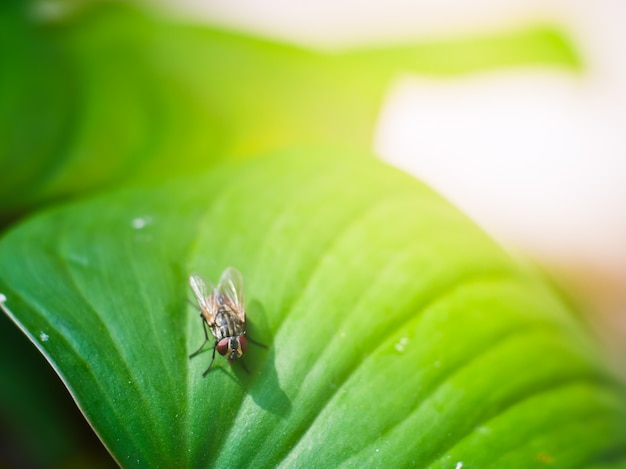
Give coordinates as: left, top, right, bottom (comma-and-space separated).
202, 343, 219, 377
189, 317, 211, 358
247, 336, 268, 349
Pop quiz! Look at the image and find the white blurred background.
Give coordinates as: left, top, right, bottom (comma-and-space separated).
157, 0, 626, 369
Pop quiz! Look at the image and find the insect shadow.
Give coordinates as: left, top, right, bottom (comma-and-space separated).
239, 299, 291, 419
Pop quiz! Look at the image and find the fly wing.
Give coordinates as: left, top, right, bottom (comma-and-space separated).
216, 267, 245, 322
189, 273, 217, 321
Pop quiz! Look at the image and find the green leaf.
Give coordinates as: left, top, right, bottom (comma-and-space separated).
0, 2, 580, 219
1, 148, 624, 467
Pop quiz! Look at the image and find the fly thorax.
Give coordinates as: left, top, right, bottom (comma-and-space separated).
214, 307, 237, 339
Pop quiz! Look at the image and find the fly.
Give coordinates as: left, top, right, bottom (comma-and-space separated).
189, 267, 266, 376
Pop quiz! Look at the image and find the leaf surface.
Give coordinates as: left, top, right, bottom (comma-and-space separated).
1, 149, 624, 468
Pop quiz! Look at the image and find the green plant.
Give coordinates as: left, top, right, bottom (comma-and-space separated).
1, 2, 624, 468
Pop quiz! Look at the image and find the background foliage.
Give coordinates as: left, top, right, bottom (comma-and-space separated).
1, 1, 624, 468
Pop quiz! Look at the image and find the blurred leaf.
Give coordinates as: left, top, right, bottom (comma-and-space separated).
0, 4, 77, 211
343, 23, 582, 75
0, 2, 580, 220
0, 148, 624, 467
0, 313, 116, 468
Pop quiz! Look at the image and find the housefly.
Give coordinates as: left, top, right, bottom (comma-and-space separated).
189, 267, 265, 376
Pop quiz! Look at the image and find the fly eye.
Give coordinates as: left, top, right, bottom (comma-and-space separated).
239, 336, 248, 353
217, 338, 230, 356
